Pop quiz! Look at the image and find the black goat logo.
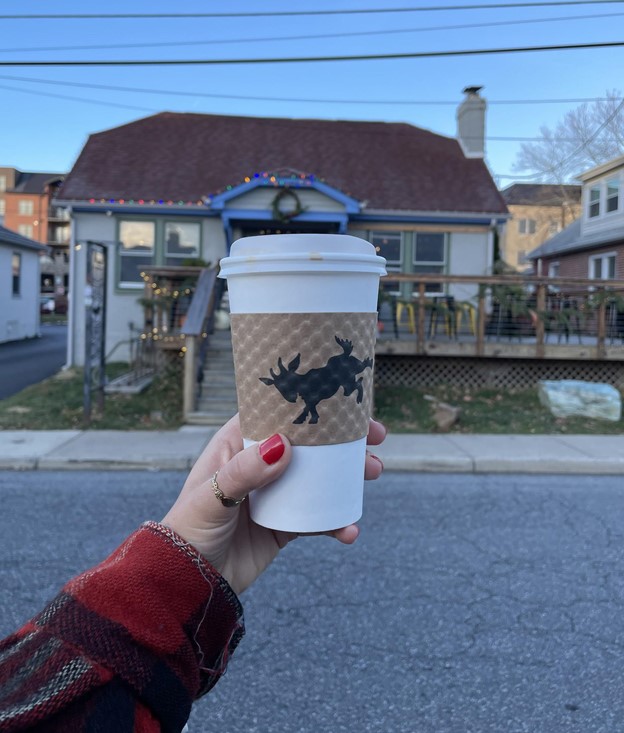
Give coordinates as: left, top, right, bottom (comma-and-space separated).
259, 336, 373, 425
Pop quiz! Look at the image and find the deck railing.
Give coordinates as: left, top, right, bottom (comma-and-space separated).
141, 266, 219, 414
377, 274, 624, 361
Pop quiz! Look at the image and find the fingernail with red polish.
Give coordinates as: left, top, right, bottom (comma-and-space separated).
259, 434, 285, 465
369, 453, 384, 470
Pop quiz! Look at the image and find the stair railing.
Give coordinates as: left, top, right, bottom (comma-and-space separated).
180, 268, 218, 418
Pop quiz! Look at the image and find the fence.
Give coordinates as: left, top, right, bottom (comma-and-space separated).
377, 273, 624, 362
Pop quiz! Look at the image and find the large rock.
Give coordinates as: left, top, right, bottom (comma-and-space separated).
538, 380, 622, 422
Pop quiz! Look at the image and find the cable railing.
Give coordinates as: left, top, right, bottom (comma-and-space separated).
377, 274, 624, 360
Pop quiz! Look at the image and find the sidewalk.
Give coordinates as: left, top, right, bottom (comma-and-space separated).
0, 427, 622, 473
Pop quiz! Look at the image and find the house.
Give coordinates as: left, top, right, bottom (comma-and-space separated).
0, 167, 68, 307
0, 224, 48, 343
55, 88, 508, 366
499, 183, 582, 271
527, 155, 624, 280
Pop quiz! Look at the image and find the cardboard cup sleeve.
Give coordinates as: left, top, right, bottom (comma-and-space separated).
231, 312, 377, 446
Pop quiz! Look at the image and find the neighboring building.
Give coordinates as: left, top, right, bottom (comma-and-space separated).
500, 183, 582, 271
55, 88, 509, 366
0, 167, 68, 302
527, 154, 624, 279
0, 224, 48, 343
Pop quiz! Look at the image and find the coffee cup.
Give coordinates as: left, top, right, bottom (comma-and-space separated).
218, 233, 386, 532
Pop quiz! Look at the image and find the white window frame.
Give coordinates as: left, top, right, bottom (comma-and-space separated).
518, 218, 536, 235
17, 224, 33, 238
548, 261, 560, 278
588, 185, 601, 218
589, 251, 616, 280
606, 178, 619, 214
18, 199, 34, 216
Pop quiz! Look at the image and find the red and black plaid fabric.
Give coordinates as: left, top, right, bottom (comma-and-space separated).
0, 521, 244, 732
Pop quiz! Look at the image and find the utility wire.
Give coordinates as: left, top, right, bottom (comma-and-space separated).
0, 83, 157, 112
0, 73, 619, 108
2, 40, 624, 67
2, 76, 621, 145
3, 1, 624, 19
1, 11, 622, 53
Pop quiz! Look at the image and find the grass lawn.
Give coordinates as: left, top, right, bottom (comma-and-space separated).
374, 385, 624, 435
1, 364, 622, 434
0, 362, 183, 431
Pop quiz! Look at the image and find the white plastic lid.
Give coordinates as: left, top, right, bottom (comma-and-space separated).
219, 234, 386, 278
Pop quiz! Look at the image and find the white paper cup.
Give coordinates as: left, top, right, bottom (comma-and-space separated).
219, 234, 386, 532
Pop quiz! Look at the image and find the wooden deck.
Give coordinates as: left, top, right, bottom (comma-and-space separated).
375, 273, 624, 362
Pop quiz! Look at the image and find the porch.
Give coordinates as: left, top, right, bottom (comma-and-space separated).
376, 273, 624, 362
136, 268, 624, 424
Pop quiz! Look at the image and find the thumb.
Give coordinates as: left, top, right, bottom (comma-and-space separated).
211, 433, 291, 511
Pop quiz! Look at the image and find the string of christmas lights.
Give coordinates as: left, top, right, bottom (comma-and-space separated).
87, 170, 321, 207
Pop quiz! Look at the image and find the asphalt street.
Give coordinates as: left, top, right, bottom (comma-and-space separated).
2, 470, 624, 733
0, 323, 67, 399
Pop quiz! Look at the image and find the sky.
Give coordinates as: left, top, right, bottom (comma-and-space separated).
1, 0, 624, 189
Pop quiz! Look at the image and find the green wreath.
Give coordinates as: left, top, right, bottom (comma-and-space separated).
271, 188, 306, 223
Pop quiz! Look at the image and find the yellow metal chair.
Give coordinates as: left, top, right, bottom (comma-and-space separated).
428, 297, 456, 338
395, 300, 416, 334
455, 301, 477, 335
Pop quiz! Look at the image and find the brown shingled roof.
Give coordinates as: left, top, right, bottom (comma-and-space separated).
501, 183, 582, 207
58, 112, 507, 215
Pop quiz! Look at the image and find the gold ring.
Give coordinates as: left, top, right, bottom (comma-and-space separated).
211, 470, 246, 508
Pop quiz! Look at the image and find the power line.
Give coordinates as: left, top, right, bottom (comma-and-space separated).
1, 11, 622, 54
0, 83, 157, 112
2, 77, 622, 145
3, 1, 624, 19
2, 40, 624, 67
0, 73, 619, 108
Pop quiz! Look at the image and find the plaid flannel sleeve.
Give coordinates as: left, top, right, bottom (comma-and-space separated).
0, 521, 244, 732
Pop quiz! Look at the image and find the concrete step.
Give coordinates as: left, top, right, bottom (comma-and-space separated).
201, 371, 236, 386
191, 330, 236, 423
201, 380, 236, 399
197, 399, 238, 412
186, 409, 237, 426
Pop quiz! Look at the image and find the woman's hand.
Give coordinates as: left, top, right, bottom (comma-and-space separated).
162, 415, 386, 595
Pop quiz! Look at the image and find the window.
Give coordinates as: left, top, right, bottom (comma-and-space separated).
119, 220, 155, 286
414, 232, 446, 293
589, 186, 601, 218
12, 253, 21, 295
165, 221, 200, 265
0, 176, 6, 192
518, 218, 536, 235
0, 199, 5, 216
548, 262, 560, 278
607, 179, 619, 213
371, 231, 402, 295
17, 224, 33, 238
18, 199, 34, 216
589, 253, 616, 280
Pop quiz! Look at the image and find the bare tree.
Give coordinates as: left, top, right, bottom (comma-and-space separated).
513, 90, 624, 182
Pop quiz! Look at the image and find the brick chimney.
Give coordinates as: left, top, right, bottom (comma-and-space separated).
456, 86, 486, 158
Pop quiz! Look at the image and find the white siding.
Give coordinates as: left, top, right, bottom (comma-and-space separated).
447, 231, 489, 302
227, 187, 345, 213
70, 212, 228, 365
581, 169, 624, 239
0, 243, 40, 343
